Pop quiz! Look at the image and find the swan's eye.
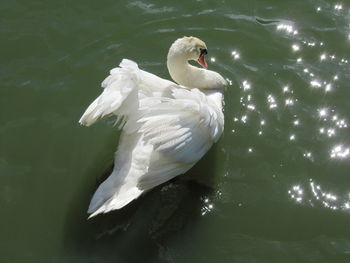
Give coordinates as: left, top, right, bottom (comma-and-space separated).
199, 48, 208, 57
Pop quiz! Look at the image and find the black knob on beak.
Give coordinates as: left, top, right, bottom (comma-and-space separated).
200, 48, 208, 56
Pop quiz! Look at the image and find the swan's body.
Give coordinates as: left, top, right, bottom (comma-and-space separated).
79, 37, 227, 218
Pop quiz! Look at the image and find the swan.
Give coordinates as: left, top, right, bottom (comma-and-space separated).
79, 36, 227, 218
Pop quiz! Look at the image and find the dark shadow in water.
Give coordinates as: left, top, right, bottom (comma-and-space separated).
63, 145, 219, 263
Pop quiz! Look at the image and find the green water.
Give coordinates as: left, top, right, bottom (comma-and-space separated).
1, 0, 350, 262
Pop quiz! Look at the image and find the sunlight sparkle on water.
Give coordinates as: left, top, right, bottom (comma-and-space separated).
201, 197, 214, 216
310, 80, 322, 88
247, 104, 255, 110
306, 42, 316, 47
303, 152, 312, 159
210, 57, 216, 62
292, 44, 300, 51
283, 86, 290, 93
277, 24, 298, 35
267, 94, 277, 109
327, 128, 335, 137
330, 145, 350, 159
289, 185, 303, 203
242, 80, 251, 91
289, 181, 350, 211
231, 50, 240, 60
318, 108, 328, 117
334, 4, 343, 10
335, 119, 347, 128
325, 83, 332, 92
285, 98, 294, 106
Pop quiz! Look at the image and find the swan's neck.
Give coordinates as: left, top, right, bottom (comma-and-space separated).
167, 54, 196, 87
167, 53, 226, 90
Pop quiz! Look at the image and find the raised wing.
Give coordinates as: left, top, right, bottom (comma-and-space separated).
79, 59, 175, 126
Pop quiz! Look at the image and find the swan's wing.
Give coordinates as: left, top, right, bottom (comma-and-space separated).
136, 88, 224, 190
79, 59, 175, 126
87, 88, 224, 217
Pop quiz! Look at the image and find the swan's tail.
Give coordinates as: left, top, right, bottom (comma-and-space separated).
87, 132, 151, 219
87, 180, 143, 218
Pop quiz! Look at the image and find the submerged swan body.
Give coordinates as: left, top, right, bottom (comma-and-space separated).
79, 36, 227, 217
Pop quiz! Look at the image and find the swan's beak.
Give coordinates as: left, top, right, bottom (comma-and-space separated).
197, 48, 208, 69
197, 55, 208, 69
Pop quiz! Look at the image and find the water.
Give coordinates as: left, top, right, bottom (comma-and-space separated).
1, 0, 350, 262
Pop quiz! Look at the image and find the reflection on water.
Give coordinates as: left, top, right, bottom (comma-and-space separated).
277, 24, 298, 35
226, 0, 350, 219
201, 197, 215, 216
231, 50, 240, 60
289, 180, 350, 212
330, 145, 350, 159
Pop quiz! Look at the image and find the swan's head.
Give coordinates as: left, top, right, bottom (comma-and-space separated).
168, 36, 208, 68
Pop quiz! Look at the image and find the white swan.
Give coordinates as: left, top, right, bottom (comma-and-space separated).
79, 36, 227, 218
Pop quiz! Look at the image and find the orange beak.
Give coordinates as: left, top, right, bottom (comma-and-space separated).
197, 55, 208, 69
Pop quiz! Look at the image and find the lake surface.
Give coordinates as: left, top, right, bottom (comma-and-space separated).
1, 0, 350, 262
